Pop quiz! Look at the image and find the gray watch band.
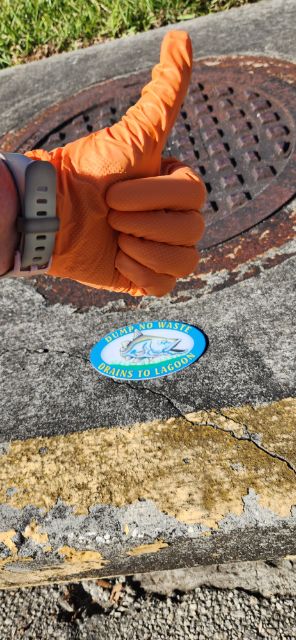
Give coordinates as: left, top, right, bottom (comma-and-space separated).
0, 152, 58, 278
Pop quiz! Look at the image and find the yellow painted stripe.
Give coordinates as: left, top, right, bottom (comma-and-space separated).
127, 540, 169, 556
0, 398, 295, 529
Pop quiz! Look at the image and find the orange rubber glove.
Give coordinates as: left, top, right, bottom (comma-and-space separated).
25, 31, 206, 297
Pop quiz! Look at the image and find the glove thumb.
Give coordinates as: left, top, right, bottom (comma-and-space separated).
109, 30, 192, 174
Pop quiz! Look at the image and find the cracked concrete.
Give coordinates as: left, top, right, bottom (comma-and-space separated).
0, 254, 295, 588
199, 417, 296, 476
0, 256, 295, 441
0, 395, 295, 587
0, 0, 295, 587
112, 382, 296, 476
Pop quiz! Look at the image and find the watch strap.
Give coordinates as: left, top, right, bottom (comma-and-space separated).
0, 152, 58, 279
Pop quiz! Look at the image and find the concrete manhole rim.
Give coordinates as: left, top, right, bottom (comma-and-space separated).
1, 54, 295, 252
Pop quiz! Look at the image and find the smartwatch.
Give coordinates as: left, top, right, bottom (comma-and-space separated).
0, 152, 59, 278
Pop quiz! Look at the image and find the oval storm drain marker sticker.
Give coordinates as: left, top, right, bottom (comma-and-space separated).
90, 321, 208, 381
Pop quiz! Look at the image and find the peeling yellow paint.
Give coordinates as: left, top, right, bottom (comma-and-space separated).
0, 557, 108, 589
127, 540, 168, 556
201, 530, 212, 537
175, 508, 218, 528
43, 545, 52, 553
23, 521, 49, 546
0, 557, 32, 571
0, 559, 10, 568
0, 399, 295, 528
0, 541, 107, 587
58, 546, 107, 567
0, 530, 17, 555
0, 529, 37, 572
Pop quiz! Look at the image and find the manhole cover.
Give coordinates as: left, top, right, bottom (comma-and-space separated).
1, 55, 295, 250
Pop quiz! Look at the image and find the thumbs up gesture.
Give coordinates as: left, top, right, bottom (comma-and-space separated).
25, 31, 206, 297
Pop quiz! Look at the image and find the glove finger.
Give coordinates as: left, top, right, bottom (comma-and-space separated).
118, 234, 198, 277
106, 165, 206, 212
108, 208, 204, 245
109, 31, 192, 162
116, 250, 176, 297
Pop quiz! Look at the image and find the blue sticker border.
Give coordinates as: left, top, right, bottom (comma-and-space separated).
90, 320, 208, 381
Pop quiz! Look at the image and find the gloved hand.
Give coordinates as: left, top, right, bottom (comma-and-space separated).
25, 30, 206, 297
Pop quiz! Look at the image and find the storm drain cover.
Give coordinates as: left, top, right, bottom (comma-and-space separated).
2, 55, 296, 249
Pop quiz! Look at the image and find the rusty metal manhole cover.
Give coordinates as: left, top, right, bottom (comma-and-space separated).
1, 55, 296, 251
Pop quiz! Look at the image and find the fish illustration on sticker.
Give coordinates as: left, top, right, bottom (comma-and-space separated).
120, 329, 187, 362
90, 321, 208, 381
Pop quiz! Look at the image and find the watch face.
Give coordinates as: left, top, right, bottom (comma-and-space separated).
90, 320, 208, 381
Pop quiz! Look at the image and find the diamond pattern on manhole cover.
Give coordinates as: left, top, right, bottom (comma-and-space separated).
1, 56, 296, 249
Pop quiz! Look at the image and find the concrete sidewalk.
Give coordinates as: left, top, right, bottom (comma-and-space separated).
0, 0, 296, 588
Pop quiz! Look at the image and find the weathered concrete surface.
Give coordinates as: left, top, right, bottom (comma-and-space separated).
0, 255, 295, 587
134, 556, 296, 597
0, 0, 296, 138
0, 248, 295, 440
0, 0, 296, 587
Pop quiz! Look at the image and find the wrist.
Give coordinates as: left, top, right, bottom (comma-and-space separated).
0, 158, 20, 276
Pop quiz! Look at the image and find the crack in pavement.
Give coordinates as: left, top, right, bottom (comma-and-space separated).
201, 417, 296, 477
210, 410, 296, 477
2, 347, 295, 478
0, 347, 90, 364
111, 378, 189, 421
112, 380, 296, 478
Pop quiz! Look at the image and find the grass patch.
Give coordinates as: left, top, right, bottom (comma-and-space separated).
0, 0, 260, 69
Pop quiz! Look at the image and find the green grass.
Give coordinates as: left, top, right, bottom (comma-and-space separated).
0, 0, 260, 69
